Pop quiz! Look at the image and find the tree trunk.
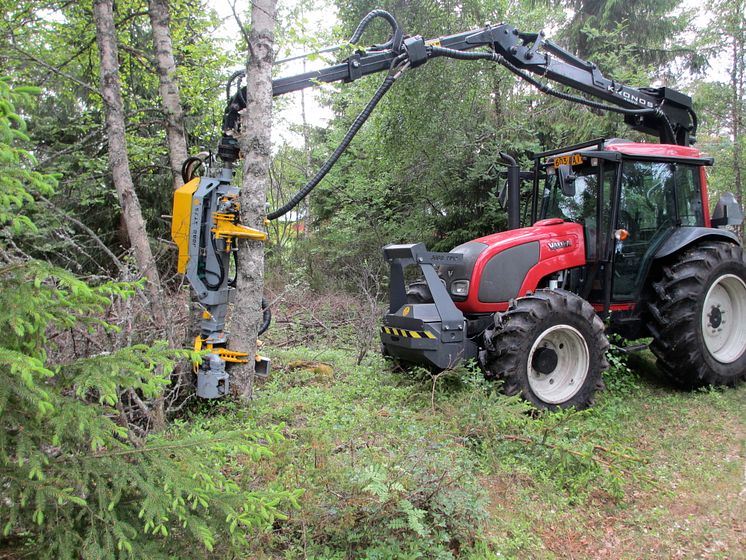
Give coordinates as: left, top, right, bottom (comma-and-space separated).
94, 0, 170, 428
730, 0, 745, 241
148, 0, 189, 190
300, 60, 312, 237
230, 0, 277, 399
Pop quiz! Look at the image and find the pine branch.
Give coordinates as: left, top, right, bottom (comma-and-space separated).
55, 433, 258, 461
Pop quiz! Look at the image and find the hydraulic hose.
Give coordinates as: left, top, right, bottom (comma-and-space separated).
225, 69, 245, 102
429, 47, 502, 62
687, 108, 698, 139
430, 45, 677, 143
258, 297, 271, 336
204, 235, 225, 290
181, 156, 206, 183
349, 9, 402, 51
266, 64, 403, 220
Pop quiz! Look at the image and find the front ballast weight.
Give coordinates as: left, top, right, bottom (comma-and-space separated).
381, 243, 478, 370
171, 167, 271, 398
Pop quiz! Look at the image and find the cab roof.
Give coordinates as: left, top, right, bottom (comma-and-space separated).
535, 138, 713, 165
601, 141, 705, 159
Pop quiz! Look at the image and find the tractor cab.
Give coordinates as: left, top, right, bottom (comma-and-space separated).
531, 139, 714, 317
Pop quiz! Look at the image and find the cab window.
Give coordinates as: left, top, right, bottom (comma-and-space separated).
613, 161, 705, 300
674, 165, 705, 226
617, 161, 704, 241
541, 164, 599, 259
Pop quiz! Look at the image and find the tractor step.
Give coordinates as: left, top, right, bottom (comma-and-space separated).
615, 343, 649, 354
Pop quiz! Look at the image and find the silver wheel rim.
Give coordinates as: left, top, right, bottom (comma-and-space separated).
527, 324, 589, 404
701, 274, 746, 364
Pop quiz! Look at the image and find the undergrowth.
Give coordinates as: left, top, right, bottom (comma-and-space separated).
183, 340, 662, 558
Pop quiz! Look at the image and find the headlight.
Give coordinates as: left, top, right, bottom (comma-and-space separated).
450, 280, 469, 297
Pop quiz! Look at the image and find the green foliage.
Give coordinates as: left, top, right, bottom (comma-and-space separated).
0, 78, 56, 236
603, 335, 643, 396
0, 80, 300, 559
186, 347, 495, 558
426, 362, 646, 504
560, 0, 705, 78
348, 456, 490, 559
184, 342, 671, 557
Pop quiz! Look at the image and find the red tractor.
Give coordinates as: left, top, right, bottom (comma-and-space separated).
364, 16, 746, 409
381, 139, 745, 409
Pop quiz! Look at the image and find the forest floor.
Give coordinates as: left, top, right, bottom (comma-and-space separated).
185, 293, 746, 559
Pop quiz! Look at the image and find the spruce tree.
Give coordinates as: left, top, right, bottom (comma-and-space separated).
0, 78, 301, 559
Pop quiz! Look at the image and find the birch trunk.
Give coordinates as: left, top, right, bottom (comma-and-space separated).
729, 2, 745, 241
300, 59, 312, 237
148, 0, 189, 189
94, 0, 171, 428
230, 0, 277, 399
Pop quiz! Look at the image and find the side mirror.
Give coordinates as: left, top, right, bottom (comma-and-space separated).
711, 192, 744, 227
557, 164, 577, 197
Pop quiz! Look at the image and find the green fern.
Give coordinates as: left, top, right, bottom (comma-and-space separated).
397, 499, 428, 538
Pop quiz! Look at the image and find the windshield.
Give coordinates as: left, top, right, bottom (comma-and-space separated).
540, 162, 601, 260
540, 164, 599, 224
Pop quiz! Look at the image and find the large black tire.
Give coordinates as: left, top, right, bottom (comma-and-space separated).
482, 289, 609, 410
647, 241, 746, 387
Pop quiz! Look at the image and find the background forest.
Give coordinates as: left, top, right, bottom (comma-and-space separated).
1, 0, 744, 558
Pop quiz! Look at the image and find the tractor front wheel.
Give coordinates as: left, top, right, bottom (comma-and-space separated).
648, 241, 746, 387
482, 289, 609, 410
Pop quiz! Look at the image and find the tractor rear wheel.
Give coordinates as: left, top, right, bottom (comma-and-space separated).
482, 289, 609, 410
648, 241, 746, 387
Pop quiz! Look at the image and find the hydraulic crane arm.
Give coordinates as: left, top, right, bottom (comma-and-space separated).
220, 10, 697, 164
450, 25, 695, 145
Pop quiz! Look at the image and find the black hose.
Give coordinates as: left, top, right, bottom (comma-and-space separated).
349, 9, 402, 51
203, 234, 225, 290
429, 47, 502, 62
181, 156, 206, 183
430, 45, 677, 143
225, 69, 245, 102
258, 297, 271, 336
266, 66, 402, 220
687, 107, 698, 138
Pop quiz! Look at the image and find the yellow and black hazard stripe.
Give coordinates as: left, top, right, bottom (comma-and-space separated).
381, 326, 437, 339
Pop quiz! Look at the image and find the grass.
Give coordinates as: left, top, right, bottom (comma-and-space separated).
183, 343, 746, 559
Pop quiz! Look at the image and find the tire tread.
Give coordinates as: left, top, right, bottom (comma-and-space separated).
483, 289, 608, 409
647, 241, 746, 387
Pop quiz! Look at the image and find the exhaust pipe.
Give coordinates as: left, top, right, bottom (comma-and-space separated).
499, 151, 521, 230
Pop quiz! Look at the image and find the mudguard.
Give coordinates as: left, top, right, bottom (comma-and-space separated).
654, 227, 741, 260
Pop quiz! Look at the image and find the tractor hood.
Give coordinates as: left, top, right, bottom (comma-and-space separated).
439, 219, 586, 313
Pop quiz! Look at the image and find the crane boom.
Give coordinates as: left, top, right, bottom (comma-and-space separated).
219, 13, 696, 164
